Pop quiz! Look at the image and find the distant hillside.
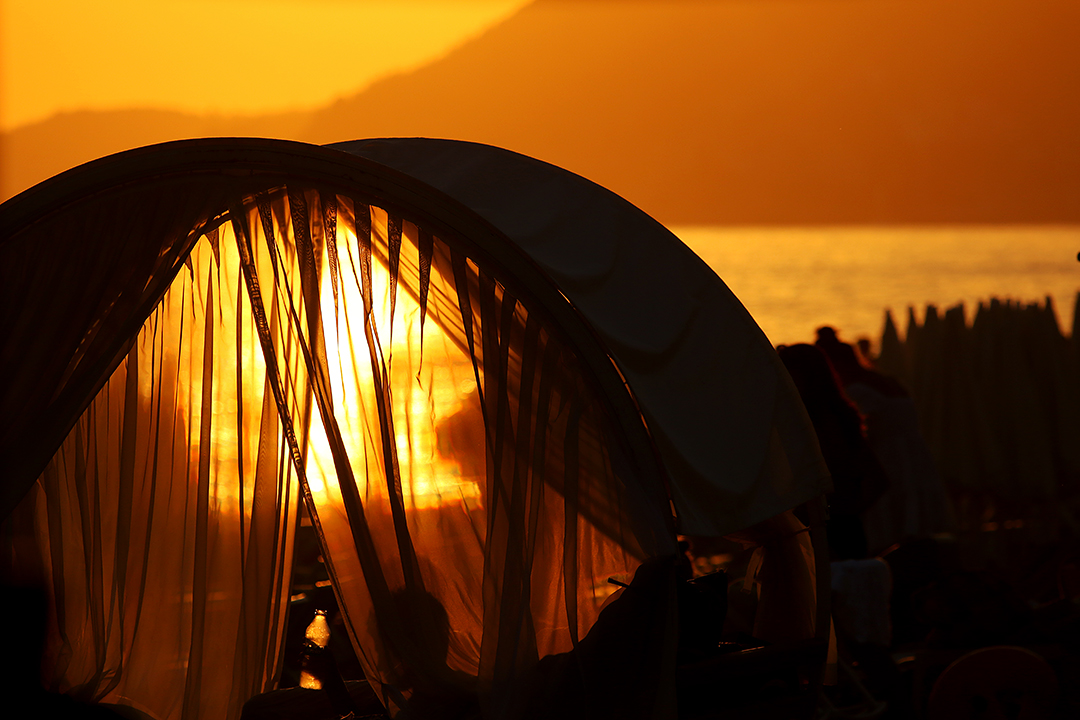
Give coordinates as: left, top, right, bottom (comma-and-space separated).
300, 0, 1080, 224
4, 0, 1079, 224
0, 109, 311, 202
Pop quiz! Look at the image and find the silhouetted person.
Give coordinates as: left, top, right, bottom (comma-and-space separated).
815, 326, 907, 398
777, 344, 888, 559
372, 588, 479, 720
815, 327, 952, 553
517, 556, 682, 720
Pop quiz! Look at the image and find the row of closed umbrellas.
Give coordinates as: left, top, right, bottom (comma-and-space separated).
874, 293, 1080, 509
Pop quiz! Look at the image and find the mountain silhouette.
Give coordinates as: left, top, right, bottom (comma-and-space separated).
1, 108, 311, 202
4, 0, 1079, 224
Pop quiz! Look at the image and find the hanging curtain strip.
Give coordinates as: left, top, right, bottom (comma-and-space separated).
363, 255, 424, 591
494, 282, 519, 501
476, 272, 532, 705
128, 311, 163, 671
354, 199, 375, 323
94, 337, 142, 700
480, 273, 514, 530
320, 191, 342, 325
237, 267, 247, 563
452, 251, 486, 421
387, 214, 402, 354
230, 205, 315, 559
417, 227, 434, 367
492, 311, 544, 697
287, 190, 335, 420
512, 317, 543, 592
524, 334, 561, 578
181, 262, 215, 719
41, 458, 72, 680
562, 398, 583, 648
526, 334, 561, 565
88, 358, 111, 694
232, 229, 297, 706
342, 196, 422, 590
206, 226, 221, 270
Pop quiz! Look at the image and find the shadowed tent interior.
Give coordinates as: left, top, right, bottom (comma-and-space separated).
0, 138, 831, 719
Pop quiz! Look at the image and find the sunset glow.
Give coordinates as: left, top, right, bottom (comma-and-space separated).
303, 209, 484, 512
4, 0, 1077, 226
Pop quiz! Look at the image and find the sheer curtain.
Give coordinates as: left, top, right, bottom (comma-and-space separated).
3, 228, 298, 720
0, 177, 238, 519
4, 182, 678, 719
232, 187, 678, 718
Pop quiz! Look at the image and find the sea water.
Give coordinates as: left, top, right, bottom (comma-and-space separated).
672, 225, 1080, 349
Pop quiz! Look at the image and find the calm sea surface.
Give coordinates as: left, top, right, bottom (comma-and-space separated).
672, 225, 1080, 349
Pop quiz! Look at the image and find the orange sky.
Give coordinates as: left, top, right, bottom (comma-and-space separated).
0, 0, 529, 131
0, 0, 1076, 343
3, 0, 1077, 228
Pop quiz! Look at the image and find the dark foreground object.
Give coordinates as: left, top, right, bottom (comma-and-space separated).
240, 681, 388, 720
677, 637, 827, 720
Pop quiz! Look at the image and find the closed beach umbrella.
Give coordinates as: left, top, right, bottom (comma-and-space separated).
875, 309, 910, 390
909, 305, 946, 479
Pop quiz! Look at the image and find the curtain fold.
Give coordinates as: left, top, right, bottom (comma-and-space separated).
3, 229, 298, 720
0, 179, 239, 518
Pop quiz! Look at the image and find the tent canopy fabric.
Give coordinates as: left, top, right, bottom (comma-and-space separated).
1, 137, 828, 720
331, 138, 830, 537
1, 136, 828, 538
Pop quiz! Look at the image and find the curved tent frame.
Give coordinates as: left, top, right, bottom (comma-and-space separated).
2, 137, 828, 532
1, 138, 829, 720
2, 139, 666, 516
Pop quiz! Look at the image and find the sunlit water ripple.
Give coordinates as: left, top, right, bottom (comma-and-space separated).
672, 225, 1080, 348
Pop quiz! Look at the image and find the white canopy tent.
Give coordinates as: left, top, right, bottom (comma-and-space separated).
1, 138, 829, 720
